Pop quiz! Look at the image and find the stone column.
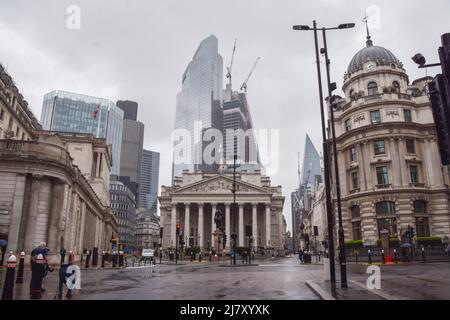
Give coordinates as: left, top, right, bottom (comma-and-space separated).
23, 175, 42, 253
7, 174, 26, 252
171, 203, 177, 247
252, 203, 258, 250
265, 204, 271, 247
239, 204, 244, 247
184, 203, 190, 245
198, 203, 204, 249
47, 179, 65, 253
211, 203, 217, 247
225, 203, 231, 250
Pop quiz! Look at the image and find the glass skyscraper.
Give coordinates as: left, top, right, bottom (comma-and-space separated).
301, 134, 321, 187
139, 149, 160, 213
41, 90, 124, 175
172, 35, 223, 182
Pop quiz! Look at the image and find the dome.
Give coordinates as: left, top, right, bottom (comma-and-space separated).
347, 37, 401, 74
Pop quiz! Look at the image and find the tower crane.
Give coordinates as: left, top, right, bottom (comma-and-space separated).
226, 38, 237, 88
240, 57, 261, 93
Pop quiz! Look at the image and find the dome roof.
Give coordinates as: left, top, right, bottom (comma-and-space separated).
347, 37, 401, 74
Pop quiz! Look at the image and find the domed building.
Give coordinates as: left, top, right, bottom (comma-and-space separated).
329, 32, 450, 247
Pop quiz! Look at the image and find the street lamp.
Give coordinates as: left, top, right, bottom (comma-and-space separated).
231, 155, 240, 266
292, 20, 354, 289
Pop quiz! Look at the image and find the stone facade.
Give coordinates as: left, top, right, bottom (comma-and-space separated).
0, 62, 41, 140
0, 133, 118, 264
158, 170, 285, 254
327, 38, 450, 246
135, 208, 160, 250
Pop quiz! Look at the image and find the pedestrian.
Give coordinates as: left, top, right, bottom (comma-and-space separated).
0, 239, 7, 266
30, 242, 53, 294
299, 248, 304, 263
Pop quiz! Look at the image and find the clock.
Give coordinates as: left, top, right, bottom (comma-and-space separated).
366, 63, 376, 71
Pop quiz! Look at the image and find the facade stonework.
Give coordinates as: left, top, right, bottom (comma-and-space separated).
0, 133, 118, 264
327, 38, 450, 246
159, 170, 285, 253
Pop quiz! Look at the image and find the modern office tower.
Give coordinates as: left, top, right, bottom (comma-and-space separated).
110, 175, 136, 252
117, 100, 138, 121
41, 90, 123, 175
223, 91, 262, 172
301, 134, 322, 188
139, 149, 160, 212
117, 100, 144, 200
172, 35, 223, 182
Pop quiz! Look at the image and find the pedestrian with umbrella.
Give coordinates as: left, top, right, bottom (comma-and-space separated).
401, 242, 412, 262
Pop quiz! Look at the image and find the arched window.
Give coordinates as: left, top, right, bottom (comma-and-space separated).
349, 89, 355, 100
392, 81, 400, 93
368, 81, 378, 96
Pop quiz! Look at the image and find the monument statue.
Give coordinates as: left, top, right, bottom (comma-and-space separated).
214, 208, 225, 232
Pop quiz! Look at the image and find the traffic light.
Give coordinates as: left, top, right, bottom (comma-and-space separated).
159, 227, 163, 239
223, 234, 227, 248
176, 224, 180, 235
429, 74, 450, 165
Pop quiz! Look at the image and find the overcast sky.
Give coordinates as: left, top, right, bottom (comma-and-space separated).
1, 0, 449, 232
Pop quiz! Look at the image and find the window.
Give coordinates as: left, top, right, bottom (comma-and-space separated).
351, 205, 361, 219
349, 89, 354, 100
370, 110, 381, 124
349, 146, 357, 162
377, 218, 398, 237
373, 140, 386, 155
404, 109, 412, 123
368, 81, 378, 96
352, 221, 362, 241
416, 217, 430, 237
376, 201, 396, 215
406, 139, 415, 154
410, 165, 419, 183
392, 81, 400, 93
376, 166, 389, 185
351, 171, 359, 190
414, 200, 427, 214
345, 119, 352, 132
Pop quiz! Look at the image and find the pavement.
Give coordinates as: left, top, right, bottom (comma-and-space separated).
1, 257, 449, 300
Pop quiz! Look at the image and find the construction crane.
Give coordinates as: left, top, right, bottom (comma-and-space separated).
240, 57, 261, 93
226, 38, 237, 88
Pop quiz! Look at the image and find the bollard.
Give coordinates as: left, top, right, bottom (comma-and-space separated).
422, 247, 426, 262
119, 251, 124, 268
1, 254, 17, 300
85, 250, 91, 268
30, 253, 45, 299
15, 251, 25, 284
381, 249, 385, 264
68, 250, 74, 264
159, 252, 162, 264
112, 252, 117, 268
394, 249, 398, 264
368, 249, 372, 265
101, 251, 105, 268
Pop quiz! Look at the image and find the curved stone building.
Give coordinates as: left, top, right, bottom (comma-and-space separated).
330, 33, 450, 246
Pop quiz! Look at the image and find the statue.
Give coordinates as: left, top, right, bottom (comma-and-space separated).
214, 208, 225, 232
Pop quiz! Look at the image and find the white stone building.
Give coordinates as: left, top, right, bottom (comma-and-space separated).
159, 169, 285, 254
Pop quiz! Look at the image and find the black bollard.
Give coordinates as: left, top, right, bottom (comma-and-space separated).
30, 254, 45, 299
381, 249, 385, 264
199, 253, 202, 263
422, 247, 426, 262
394, 249, 398, 264
112, 253, 117, 268
101, 251, 105, 268
85, 251, 90, 268
1, 254, 17, 300
16, 252, 25, 284
368, 249, 372, 265
119, 252, 124, 268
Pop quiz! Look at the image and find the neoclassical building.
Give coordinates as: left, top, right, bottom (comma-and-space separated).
0, 131, 118, 264
329, 33, 450, 246
159, 169, 285, 253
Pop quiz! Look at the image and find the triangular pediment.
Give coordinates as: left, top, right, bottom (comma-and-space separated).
171, 175, 272, 195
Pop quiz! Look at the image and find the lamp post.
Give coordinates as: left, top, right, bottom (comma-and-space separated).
293, 21, 354, 288
231, 155, 239, 266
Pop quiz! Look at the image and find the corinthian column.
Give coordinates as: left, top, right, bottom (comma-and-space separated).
184, 203, 190, 244
198, 204, 204, 249
24, 175, 42, 253
252, 203, 258, 250
211, 203, 217, 247
239, 204, 244, 247
171, 204, 177, 247
47, 180, 65, 253
265, 204, 271, 247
